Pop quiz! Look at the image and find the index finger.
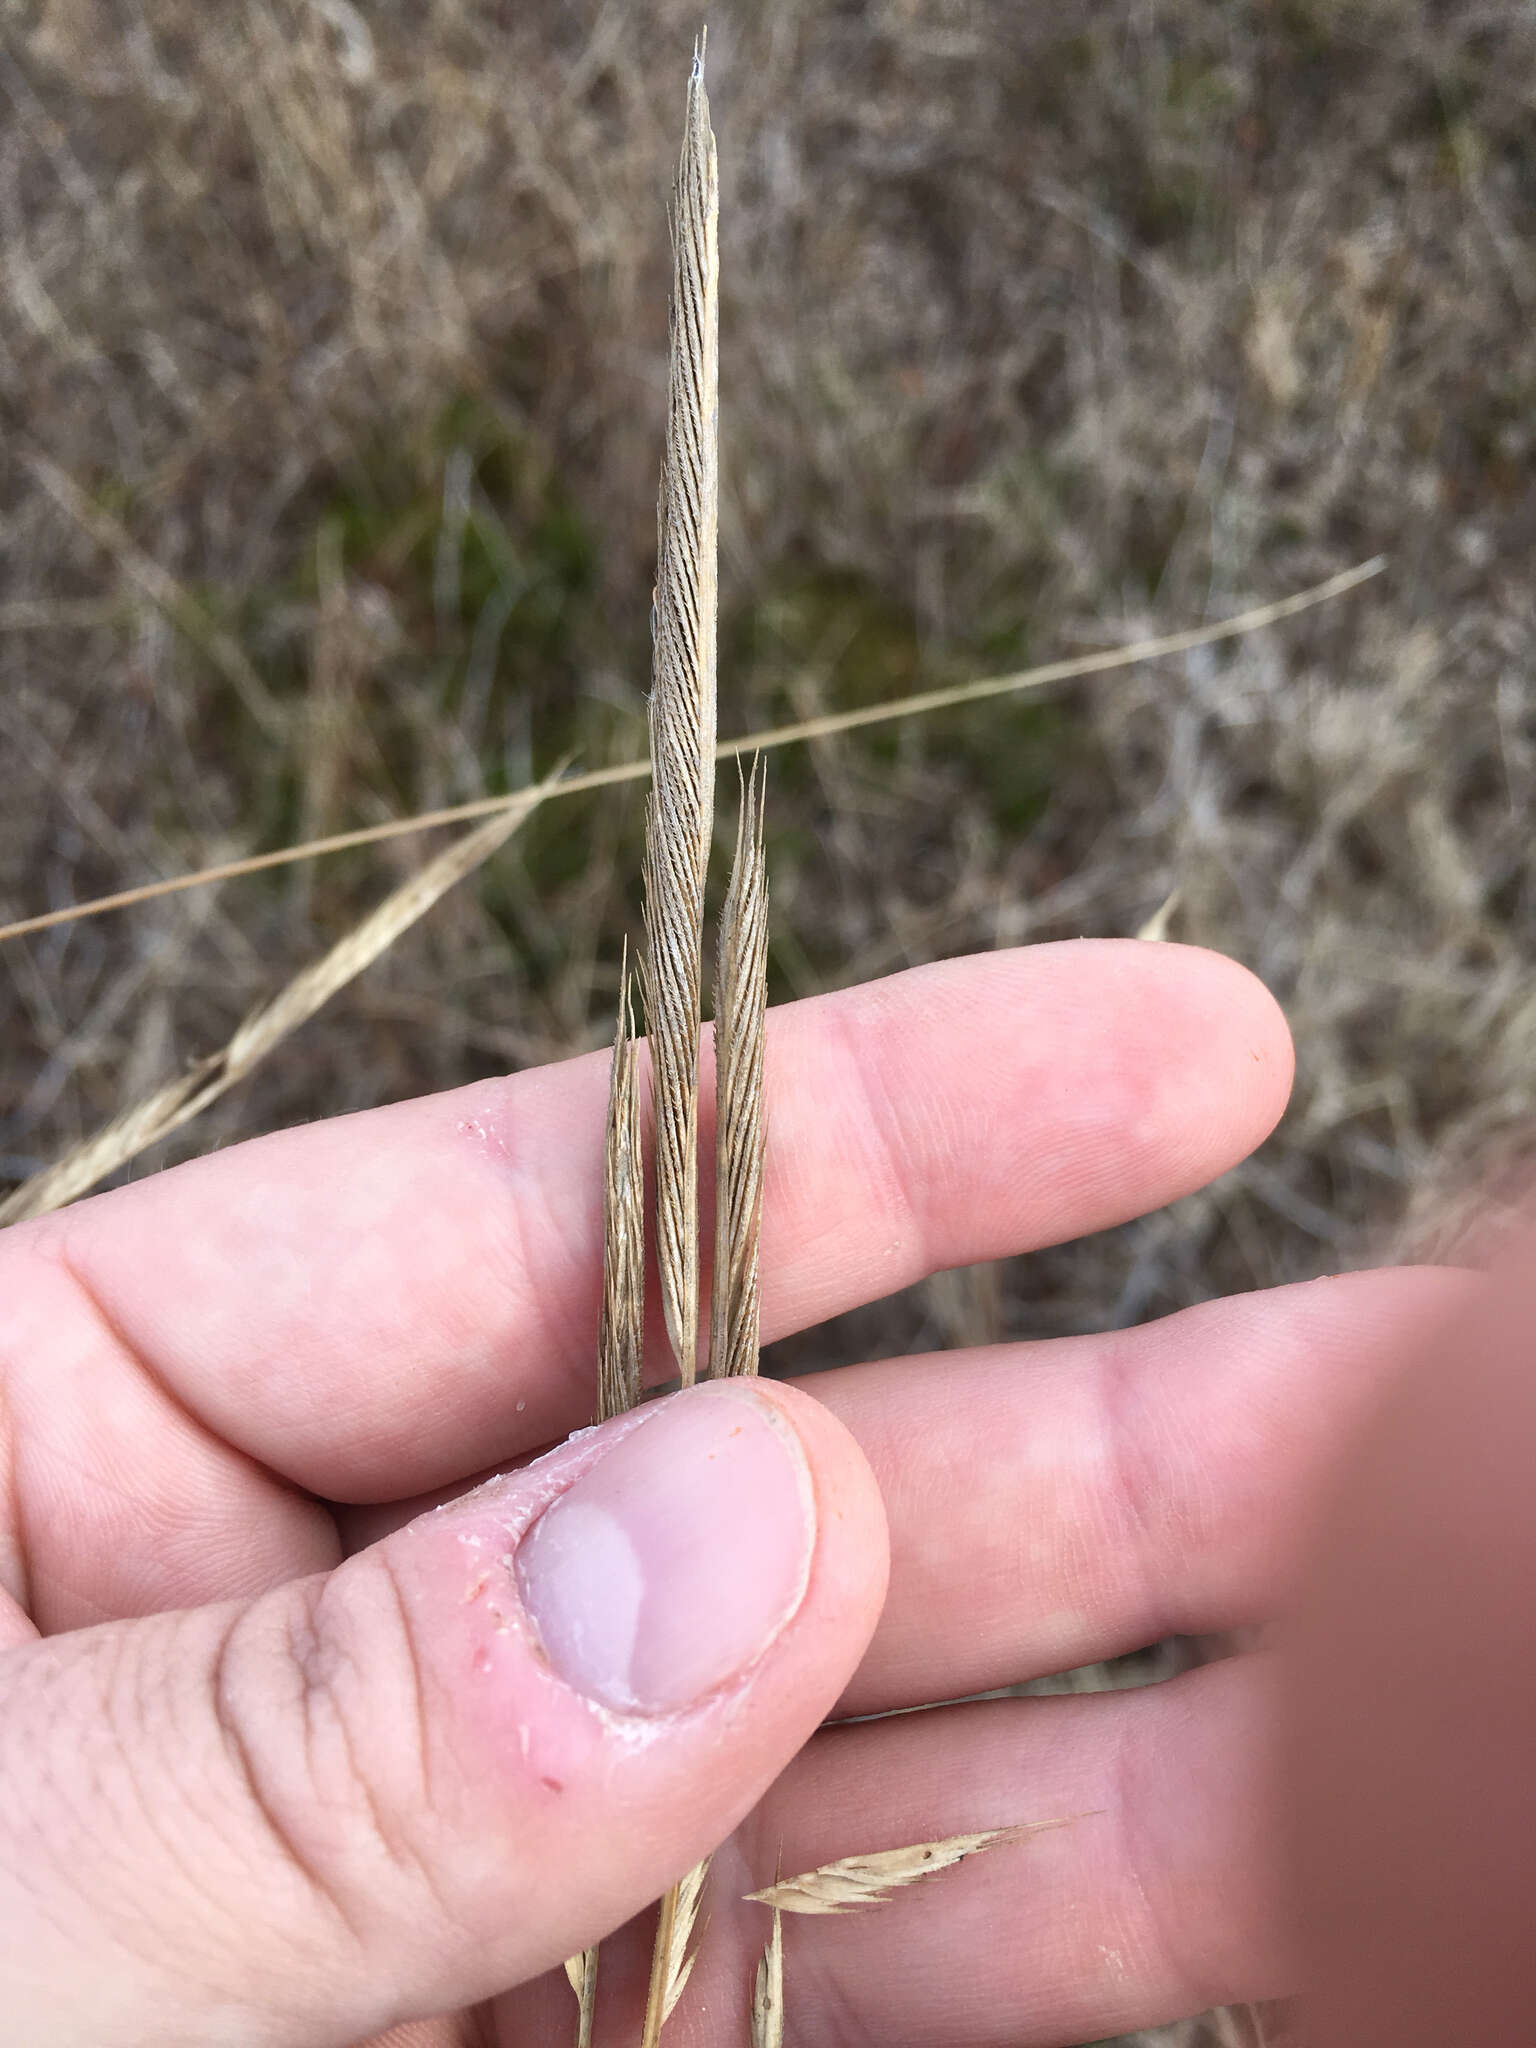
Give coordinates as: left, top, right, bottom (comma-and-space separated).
13, 941, 1290, 1499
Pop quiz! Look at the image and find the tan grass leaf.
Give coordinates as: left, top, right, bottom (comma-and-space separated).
0, 794, 544, 1224
750, 1903, 784, 2048
0, 561, 1384, 950
598, 944, 646, 1421
642, 29, 718, 1388
563, 1945, 598, 2047
640, 1853, 710, 2048
709, 756, 768, 1378
744, 1814, 1098, 1915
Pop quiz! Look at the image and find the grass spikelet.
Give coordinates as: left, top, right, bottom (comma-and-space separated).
0, 795, 545, 1224
635, 39, 720, 2046
563, 1946, 598, 2048
744, 1814, 1100, 1916
750, 1903, 784, 2048
598, 944, 645, 1422
710, 756, 768, 1378
642, 27, 718, 1389
641, 1852, 711, 2048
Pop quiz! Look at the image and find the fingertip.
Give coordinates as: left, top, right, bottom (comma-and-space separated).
1176, 937, 1293, 1069
1027, 939, 1294, 1266
1150, 939, 1295, 1141
1103, 939, 1292, 1182
376, 1379, 891, 1978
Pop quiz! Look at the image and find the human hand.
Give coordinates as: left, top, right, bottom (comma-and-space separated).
0, 939, 1447, 2047
1284, 1217, 1536, 2048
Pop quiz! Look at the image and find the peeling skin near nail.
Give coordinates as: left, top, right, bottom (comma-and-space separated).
430, 1408, 657, 1524
403, 1388, 821, 1822
400, 1405, 689, 1807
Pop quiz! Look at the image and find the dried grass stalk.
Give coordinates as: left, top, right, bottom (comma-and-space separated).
598, 945, 646, 1421
750, 1904, 784, 2048
0, 796, 543, 1224
710, 757, 768, 1378
640, 1852, 710, 2048
563, 1946, 598, 2048
744, 1814, 1097, 1916
0, 561, 1383, 952
642, 30, 718, 1389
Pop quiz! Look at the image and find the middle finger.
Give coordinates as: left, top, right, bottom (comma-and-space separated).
812, 1265, 1458, 1715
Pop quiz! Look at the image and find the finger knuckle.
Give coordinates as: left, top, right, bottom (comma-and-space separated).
211, 1559, 454, 1944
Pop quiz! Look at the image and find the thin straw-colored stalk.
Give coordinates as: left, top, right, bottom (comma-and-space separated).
642, 29, 718, 1391
0, 792, 546, 1225
563, 1947, 598, 2048
0, 559, 1385, 950
640, 1852, 710, 2048
750, 1904, 784, 2048
710, 757, 768, 1379
598, 944, 645, 1421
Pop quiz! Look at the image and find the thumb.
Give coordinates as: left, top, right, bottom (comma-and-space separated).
1, 1378, 887, 2048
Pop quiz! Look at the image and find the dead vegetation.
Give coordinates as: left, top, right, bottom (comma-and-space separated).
5, 0, 1532, 1313
3, 5, 1535, 2041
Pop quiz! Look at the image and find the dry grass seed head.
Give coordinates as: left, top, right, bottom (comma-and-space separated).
710, 755, 769, 1379
744, 1816, 1099, 1916
636, 41, 720, 2048
642, 31, 719, 1391
597, 941, 645, 1423
640, 1852, 711, 2048
0, 796, 543, 1225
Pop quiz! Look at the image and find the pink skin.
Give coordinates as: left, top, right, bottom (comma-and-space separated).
9, 940, 1291, 1521
405, 1412, 667, 1817
394, 1386, 820, 1812
0, 939, 1482, 2047
376, 1378, 885, 2001
0, 1374, 885, 2043
1282, 1224, 1536, 2048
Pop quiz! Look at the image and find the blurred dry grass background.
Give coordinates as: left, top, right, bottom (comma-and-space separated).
2, 4, 1534, 2037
